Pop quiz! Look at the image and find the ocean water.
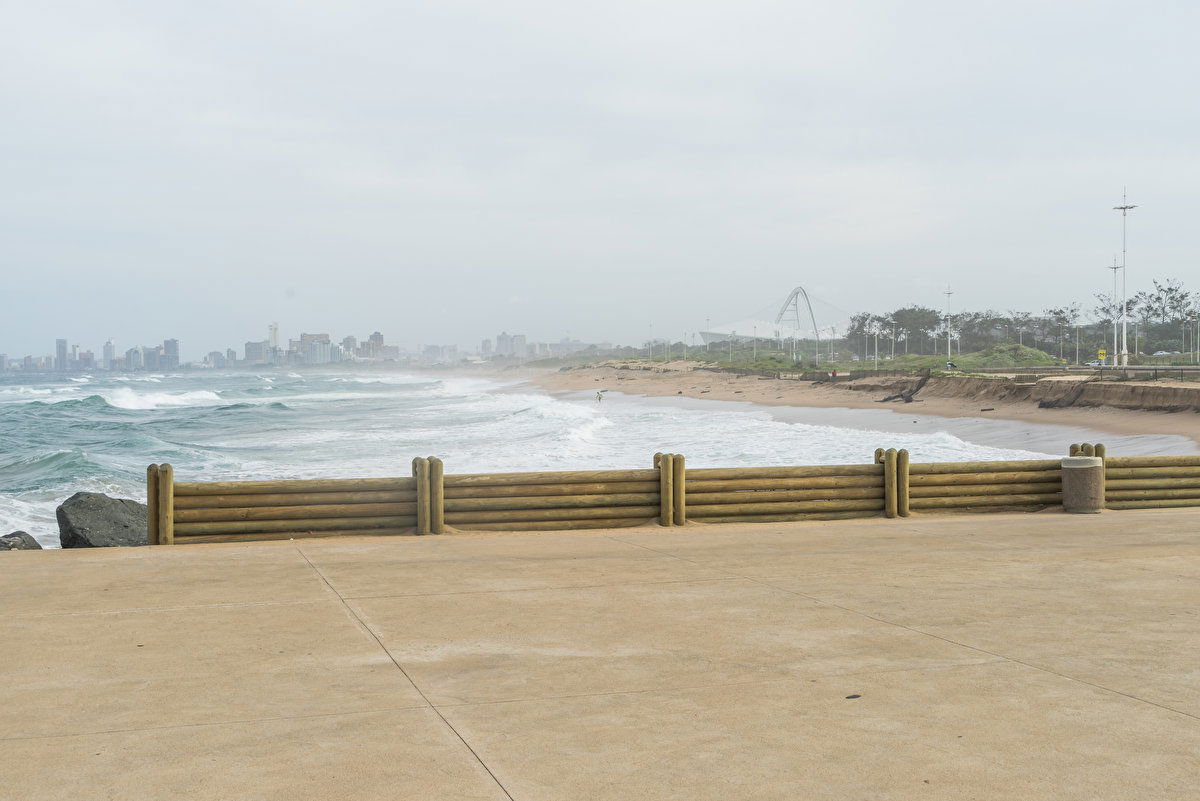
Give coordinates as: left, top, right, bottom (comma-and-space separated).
0, 371, 1056, 547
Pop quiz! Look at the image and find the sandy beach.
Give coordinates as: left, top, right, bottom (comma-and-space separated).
525, 362, 1200, 454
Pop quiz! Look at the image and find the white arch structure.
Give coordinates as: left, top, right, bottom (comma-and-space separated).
775, 286, 822, 363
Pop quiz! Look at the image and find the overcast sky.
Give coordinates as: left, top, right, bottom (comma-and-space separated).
3, 0, 1197, 359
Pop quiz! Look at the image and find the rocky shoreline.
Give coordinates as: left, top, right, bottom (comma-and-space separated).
2, 492, 148, 551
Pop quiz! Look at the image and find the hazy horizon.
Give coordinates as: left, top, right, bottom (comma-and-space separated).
4, 1, 1198, 360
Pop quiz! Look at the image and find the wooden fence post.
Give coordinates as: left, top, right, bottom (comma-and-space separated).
896, 449, 910, 517
672, 454, 686, 525
658, 453, 674, 526
883, 448, 898, 518
428, 456, 445, 535
412, 457, 430, 534
146, 464, 160, 545
1069, 443, 1080, 456
157, 463, 174, 545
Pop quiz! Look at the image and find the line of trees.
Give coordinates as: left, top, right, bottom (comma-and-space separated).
846, 279, 1200, 361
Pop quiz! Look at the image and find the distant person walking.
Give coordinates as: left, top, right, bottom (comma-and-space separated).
596, 391, 604, 402
945, 360, 959, 371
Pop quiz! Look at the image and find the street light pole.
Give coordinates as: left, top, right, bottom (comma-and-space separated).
943, 287, 953, 361
1107, 258, 1120, 365
1114, 191, 1137, 366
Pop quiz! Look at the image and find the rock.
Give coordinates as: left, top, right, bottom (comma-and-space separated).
56, 492, 148, 548
0, 531, 42, 550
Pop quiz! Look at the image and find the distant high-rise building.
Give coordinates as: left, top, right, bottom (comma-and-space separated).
77, 350, 95, 370
305, 339, 332, 365
511, 334, 527, 358
125, 347, 144, 370
496, 332, 513, 356
481, 339, 493, 355
163, 339, 180, 370
364, 331, 384, 358
341, 335, 358, 355
206, 351, 227, 368
245, 341, 268, 364
269, 323, 280, 349
23, 355, 34, 371
0, 353, 7, 372
143, 346, 162, 371
55, 339, 68, 371
102, 340, 115, 370
226, 348, 237, 366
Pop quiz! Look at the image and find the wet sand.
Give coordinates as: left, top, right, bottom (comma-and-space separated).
524, 364, 1200, 456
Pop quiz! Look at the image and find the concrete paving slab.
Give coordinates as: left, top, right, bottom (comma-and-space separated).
353, 578, 995, 705
3, 509, 1199, 799
2, 542, 330, 615
304, 542, 730, 598
2, 599, 426, 738
1, 709, 508, 801
442, 661, 1199, 801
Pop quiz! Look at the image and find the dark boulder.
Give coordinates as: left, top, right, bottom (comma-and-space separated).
57, 492, 148, 548
0, 531, 42, 550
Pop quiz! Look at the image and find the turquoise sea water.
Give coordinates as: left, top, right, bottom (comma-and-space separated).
1, 370, 1067, 547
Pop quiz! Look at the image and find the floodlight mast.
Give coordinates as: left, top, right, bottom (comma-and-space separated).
1114, 191, 1136, 367
775, 287, 821, 364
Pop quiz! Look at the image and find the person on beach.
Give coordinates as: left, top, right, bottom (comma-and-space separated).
946, 360, 958, 371
596, 391, 603, 402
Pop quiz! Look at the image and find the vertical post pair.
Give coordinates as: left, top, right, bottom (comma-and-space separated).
412, 457, 445, 535
877, 448, 910, 519
654, 453, 686, 526
146, 463, 174, 545
1068, 443, 1105, 459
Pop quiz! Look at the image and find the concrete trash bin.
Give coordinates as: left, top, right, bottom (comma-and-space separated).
1061, 456, 1105, 514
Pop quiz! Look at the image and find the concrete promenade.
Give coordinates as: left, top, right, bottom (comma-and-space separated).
3, 510, 1198, 799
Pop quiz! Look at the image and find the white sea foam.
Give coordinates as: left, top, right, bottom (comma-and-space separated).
104, 388, 223, 410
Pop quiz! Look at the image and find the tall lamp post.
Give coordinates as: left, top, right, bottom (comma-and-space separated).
1106, 258, 1120, 366
943, 286, 954, 361
1114, 191, 1137, 366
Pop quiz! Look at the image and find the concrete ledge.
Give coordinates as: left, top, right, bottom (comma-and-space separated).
3, 510, 1199, 799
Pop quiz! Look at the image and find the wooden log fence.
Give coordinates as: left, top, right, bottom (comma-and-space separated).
145, 441, 1197, 543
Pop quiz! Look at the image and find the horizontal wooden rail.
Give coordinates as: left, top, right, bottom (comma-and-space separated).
174, 502, 417, 523
1105, 467, 1200, 479
174, 477, 415, 496
686, 488, 884, 503
686, 475, 881, 491
1105, 477, 1200, 490
908, 470, 1060, 487
174, 516, 416, 535
174, 490, 416, 509
444, 493, 659, 512
687, 465, 882, 480
1105, 456, 1200, 468
444, 469, 658, 487
909, 483, 1060, 498
688, 499, 883, 516
443, 481, 659, 498
909, 493, 1062, 509
1106, 489, 1200, 501
444, 506, 659, 524
908, 460, 1059, 475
